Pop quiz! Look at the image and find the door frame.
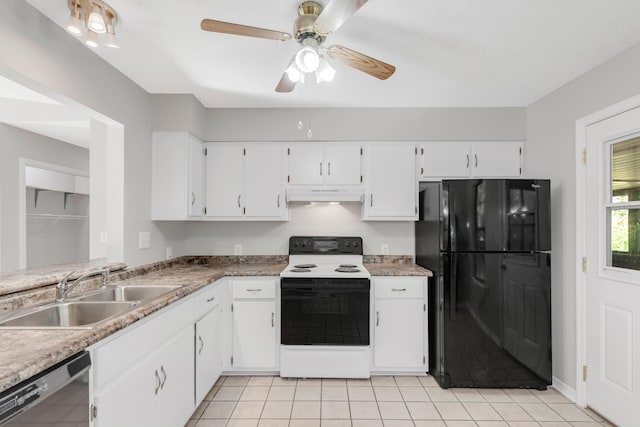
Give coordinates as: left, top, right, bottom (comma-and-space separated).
575, 92, 640, 407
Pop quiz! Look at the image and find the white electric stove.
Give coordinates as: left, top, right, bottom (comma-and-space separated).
280, 236, 371, 379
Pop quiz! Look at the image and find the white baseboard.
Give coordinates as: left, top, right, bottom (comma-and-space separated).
552, 376, 577, 403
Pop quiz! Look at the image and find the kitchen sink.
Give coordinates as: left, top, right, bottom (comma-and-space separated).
76, 285, 181, 302
0, 301, 138, 329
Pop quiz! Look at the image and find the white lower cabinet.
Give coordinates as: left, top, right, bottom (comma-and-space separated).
92, 326, 194, 427
230, 278, 278, 370
372, 277, 427, 372
90, 281, 224, 427
195, 303, 223, 404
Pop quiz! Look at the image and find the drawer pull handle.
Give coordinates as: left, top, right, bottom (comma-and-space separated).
376, 311, 380, 326
160, 366, 167, 389
391, 288, 407, 292
154, 370, 161, 395
206, 296, 215, 303
246, 288, 262, 292
199, 335, 204, 355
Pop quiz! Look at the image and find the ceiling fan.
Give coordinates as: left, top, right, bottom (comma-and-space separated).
200, 0, 396, 93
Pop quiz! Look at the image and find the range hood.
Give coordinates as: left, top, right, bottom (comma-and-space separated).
286, 188, 364, 203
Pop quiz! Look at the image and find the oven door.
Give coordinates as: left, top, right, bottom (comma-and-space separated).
281, 278, 370, 346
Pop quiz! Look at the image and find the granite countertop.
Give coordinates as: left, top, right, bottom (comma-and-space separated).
0, 258, 431, 394
0, 261, 127, 298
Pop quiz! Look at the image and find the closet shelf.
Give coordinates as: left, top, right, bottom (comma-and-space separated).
26, 213, 88, 234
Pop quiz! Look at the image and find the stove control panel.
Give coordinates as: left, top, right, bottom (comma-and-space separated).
289, 236, 363, 255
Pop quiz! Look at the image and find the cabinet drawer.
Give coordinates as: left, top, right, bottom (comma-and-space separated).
232, 279, 276, 299
198, 283, 222, 310
375, 278, 424, 299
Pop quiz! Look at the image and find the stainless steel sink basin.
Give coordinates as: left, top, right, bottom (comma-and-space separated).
77, 285, 181, 302
0, 301, 137, 329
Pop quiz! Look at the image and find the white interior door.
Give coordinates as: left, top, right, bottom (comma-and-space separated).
585, 106, 640, 426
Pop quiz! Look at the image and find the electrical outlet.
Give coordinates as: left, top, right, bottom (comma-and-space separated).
166, 247, 173, 259
381, 244, 389, 255
99, 231, 108, 243
234, 244, 242, 255
138, 232, 150, 249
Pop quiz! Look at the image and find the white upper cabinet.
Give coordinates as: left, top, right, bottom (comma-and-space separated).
362, 143, 417, 220
152, 132, 206, 220
206, 143, 286, 221
287, 143, 362, 187
418, 141, 523, 178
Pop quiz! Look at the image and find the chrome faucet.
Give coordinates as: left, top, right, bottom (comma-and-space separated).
56, 269, 110, 302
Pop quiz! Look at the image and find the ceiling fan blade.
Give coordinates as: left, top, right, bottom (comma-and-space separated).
327, 45, 396, 80
275, 59, 297, 93
313, 0, 368, 36
201, 19, 292, 41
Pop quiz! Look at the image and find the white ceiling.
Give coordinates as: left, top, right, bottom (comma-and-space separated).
24, 0, 640, 109
0, 75, 91, 148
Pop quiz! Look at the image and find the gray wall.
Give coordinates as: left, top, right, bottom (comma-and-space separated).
0, 124, 89, 272
0, 0, 185, 269
525, 43, 640, 391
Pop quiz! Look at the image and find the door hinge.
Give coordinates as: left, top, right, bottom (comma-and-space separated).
203, 207, 207, 215
583, 365, 588, 381
360, 147, 363, 155
423, 303, 426, 311
243, 207, 246, 215
423, 355, 426, 364
231, 356, 234, 366
243, 148, 246, 156
204, 148, 207, 156
287, 175, 291, 183
360, 175, 363, 183
582, 257, 587, 273
287, 148, 290, 155
91, 404, 97, 420
582, 148, 587, 165
231, 303, 233, 312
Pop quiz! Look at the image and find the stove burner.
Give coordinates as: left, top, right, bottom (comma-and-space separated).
339, 264, 358, 268
294, 264, 317, 269
335, 267, 361, 273
290, 268, 312, 273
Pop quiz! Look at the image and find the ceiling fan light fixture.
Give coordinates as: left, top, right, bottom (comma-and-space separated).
316, 57, 336, 83
295, 46, 320, 73
87, 4, 106, 34
104, 12, 119, 48
286, 64, 304, 83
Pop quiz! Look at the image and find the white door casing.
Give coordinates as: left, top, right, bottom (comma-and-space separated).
581, 105, 640, 426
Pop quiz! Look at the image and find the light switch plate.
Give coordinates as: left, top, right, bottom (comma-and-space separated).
139, 232, 150, 249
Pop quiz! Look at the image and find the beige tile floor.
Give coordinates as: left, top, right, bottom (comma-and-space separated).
185, 376, 612, 427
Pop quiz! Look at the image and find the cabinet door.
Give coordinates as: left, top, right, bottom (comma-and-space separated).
154, 326, 196, 427
472, 142, 522, 177
288, 144, 324, 185
420, 143, 471, 178
206, 144, 244, 217
232, 300, 276, 369
195, 305, 223, 405
325, 144, 362, 186
189, 135, 205, 217
93, 326, 194, 427
244, 145, 284, 218
374, 299, 424, 368
365, 144, 417, 219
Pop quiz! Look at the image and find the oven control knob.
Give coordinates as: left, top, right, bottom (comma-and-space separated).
345, 242, 351, 247
353, 242, 358, 248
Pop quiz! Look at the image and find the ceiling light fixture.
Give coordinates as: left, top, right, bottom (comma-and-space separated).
287, 38, 335, 86
65, 0, 119, 48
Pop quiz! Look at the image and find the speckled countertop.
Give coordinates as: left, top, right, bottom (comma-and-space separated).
0, 256, 431, 393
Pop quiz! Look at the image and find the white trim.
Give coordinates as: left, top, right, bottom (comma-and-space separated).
18, 158, 89, 269
553, 376, 578, 403
575, 91, 640, 408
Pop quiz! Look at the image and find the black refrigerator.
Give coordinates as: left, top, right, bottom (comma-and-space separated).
416, 179, 551, 389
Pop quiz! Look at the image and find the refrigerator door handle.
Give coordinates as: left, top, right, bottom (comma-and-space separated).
449, 193, 457, 252
449, 255, 457, 320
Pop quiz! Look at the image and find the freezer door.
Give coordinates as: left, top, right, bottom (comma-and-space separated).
437, 252, 551, 388
444, 179, 551, 252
